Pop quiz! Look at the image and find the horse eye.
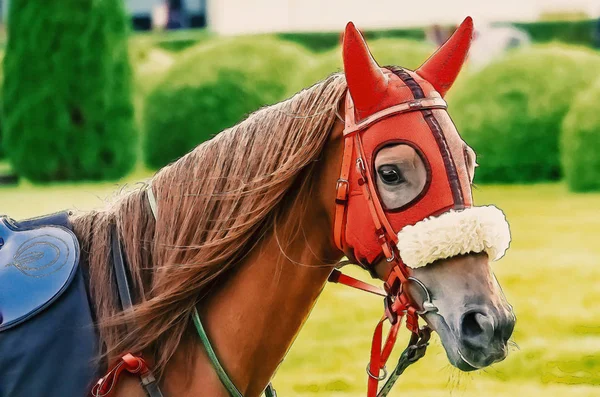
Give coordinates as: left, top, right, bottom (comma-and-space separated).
378, 165, 405, 185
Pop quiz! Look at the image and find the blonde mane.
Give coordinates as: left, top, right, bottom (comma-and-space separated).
71, 73, 347, 371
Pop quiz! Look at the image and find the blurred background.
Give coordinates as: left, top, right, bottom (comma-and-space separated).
0, 0, 599, 395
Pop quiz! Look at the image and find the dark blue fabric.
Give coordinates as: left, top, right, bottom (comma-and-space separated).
0, 213, 100, 397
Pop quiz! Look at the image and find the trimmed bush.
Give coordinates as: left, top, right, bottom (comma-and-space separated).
131, 45, 176, 127
560, 79, 600, 192
277, 19, 599, 56
3, 0, 136, 182
278, 27, 427, 53
290, 38, 434, 93
143, 36, 312, 169
277, 32, 342, 53
448, 45, 600, 183
513, 19, 598, 48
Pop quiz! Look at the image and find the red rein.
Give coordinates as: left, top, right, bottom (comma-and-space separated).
330, 263, 422, 397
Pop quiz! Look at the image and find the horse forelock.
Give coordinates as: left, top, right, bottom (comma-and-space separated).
71, 72, 348, 375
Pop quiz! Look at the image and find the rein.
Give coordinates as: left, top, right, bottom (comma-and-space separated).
191, 308, 277, 397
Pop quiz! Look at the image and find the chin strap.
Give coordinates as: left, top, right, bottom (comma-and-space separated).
328, 269, 387, 296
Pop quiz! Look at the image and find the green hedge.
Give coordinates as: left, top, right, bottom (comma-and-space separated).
560, 79, 600, 192
132, 29, 213, 53
290, 38, 434, 93
277, 27, 426, 53
143, 36, 312, 169
512, 19, 598, 48
131, 45, 175, 126
448, 44, 600, 183
277, 19, 599, 53
3, 0, 136, 182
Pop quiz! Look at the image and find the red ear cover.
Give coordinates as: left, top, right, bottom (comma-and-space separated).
416, 17, 474, 97
342, 22, 388, 118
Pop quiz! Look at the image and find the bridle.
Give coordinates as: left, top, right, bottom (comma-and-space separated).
92, 91, 446, 397
329, 89, 448, 397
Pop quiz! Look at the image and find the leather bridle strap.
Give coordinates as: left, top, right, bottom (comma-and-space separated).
192, 308, 244, 397
92, 353, 161, 397
332, 90, 447, 397
94, 225, 164, 397
333, 130, 354, 251
354, 132, 398, 259
112, 224, 134, 314
367, 318, 400, 397
343, 97, 447, 136
328, 269, 387, 297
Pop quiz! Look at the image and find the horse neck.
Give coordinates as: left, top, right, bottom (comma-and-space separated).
163, 195, 341, 396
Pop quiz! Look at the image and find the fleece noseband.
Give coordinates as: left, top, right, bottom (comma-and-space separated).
334, 84, 511, 269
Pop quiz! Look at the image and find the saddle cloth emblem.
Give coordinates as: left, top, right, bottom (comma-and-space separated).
0, 216, 79, 330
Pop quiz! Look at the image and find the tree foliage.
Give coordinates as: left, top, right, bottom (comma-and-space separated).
2, 0, 136, 182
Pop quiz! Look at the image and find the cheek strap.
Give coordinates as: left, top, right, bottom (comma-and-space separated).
396, 205, 511, 269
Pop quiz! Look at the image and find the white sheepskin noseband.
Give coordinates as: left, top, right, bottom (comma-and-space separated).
396, 206, 511, 269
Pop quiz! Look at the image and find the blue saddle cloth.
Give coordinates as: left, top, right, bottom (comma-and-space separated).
0, 212, 100, 397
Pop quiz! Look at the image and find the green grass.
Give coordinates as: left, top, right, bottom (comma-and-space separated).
1, 182, 598, 395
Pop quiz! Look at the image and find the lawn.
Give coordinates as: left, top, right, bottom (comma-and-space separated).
1, 180, 599, 396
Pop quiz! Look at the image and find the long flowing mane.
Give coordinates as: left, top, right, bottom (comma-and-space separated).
71, 73, 347, 371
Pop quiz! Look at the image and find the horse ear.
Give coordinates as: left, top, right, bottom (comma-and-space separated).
416, 16, 474, 97
342, 22, 388, 117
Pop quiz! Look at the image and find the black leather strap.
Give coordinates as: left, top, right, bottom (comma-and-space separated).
110, 224, 165, 397
111, 224, 133, 312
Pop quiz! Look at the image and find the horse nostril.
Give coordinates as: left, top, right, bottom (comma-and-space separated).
498, 313, 516, 343
461, 311, 485, 338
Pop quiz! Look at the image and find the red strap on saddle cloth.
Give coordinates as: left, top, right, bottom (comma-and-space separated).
91, 353, 155, 397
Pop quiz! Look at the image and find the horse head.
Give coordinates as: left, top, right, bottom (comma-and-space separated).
336, 17, 516, 371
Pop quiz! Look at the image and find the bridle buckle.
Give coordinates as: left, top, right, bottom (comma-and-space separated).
356, 157, 366, 179
384, 295, 399, 325
335, 179, 349, 204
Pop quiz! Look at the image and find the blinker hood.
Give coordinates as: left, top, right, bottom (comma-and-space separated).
337, 17, 512, 270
